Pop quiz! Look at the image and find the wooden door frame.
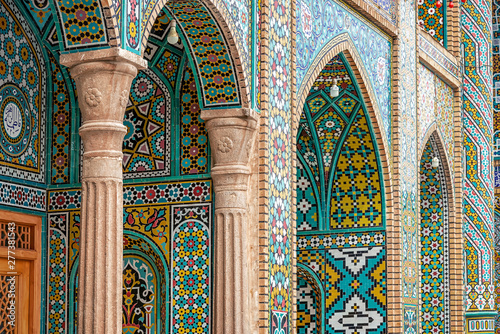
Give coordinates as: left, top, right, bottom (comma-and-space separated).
0, 209, 42, 333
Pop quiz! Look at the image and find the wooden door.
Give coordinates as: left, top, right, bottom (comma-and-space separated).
0, 210, 41, 334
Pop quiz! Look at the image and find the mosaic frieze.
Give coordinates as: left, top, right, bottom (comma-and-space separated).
48, 180, 211, 211
0, 180, 46, 211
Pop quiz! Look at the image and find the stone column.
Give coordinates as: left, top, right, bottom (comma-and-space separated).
201, 108, 259, 334
60, 48, 147, 334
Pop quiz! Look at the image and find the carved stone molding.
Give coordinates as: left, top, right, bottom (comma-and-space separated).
202, 108, 260, 334
61, 48, 146, 334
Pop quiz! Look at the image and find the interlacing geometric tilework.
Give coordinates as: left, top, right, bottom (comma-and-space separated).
297, 159, 319, 231
53, 0, 108, 50
180, 66, 209, 175
417, 0, 445, 45
398, 0, 418, 326
297, 55, 383, 232
462, 0, 495, 322
268, 0, 292, 331
420, 136, 449, 334
171, 204, 210, 334
297, 233, 387, 334
123, 69, 171, 178
296, 0, 392, 154
49, 52, 72, 184
168, 0, 241, 108
155, 49, 182, 90
330, 109, 382, 229
46, 182, 212, 333
0, 0, 46, 183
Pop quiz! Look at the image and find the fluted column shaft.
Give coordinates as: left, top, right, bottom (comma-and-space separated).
61, 49, 146, 334
202, 109, 259, 334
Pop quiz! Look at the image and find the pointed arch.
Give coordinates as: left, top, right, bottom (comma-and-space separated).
418, 130, 461, 334
141, 0, 250, 108
293, 34, 396, 330
297, 264, 325, 334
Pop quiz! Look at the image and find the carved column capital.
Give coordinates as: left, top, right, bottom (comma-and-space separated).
62, 48, 145, 334
202, 108, 259, 211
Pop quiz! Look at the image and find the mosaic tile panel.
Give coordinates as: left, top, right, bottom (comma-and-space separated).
417, 63, 455, 179
398, 0, 418, 328
155, 49, 182, 90
49, 52, 72, 184
420, 137, 449, 334
125, 0, 141, 50
179, 65, 209, 174
19, 0, 52, 32
325, 247, 386, 334
217, 0, 251, 92
298, 231, 386, 251
54, 0, 108, 50
171, 204, 210, 334
462, 0, 495, 319
417, 64, 436, 149
330, 109, 382, 230
297, 159, 319, 231
494, 0, 500, 160
296, 0, 392, 154
268, 0, 292, 331
122, 256, 158, 333
0, 0, 46, 183
297, 235, 387, 334
418, 0, 445, 45
168, 0, 241, 108
123, 68, 171, 178
435, 78, 454, 176
47, 186, 212, 333
47, 213, 68, 333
